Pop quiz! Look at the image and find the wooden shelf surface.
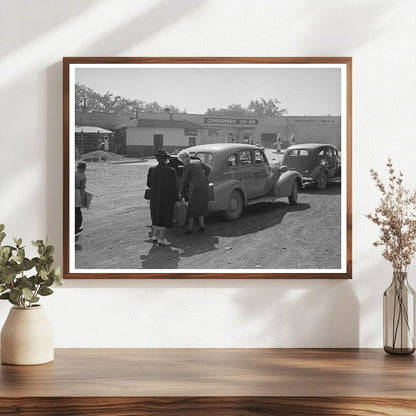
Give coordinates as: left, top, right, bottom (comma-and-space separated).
1, 348, 416, 415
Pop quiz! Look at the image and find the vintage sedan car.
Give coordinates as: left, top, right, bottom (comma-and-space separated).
184, 143, 302, 220
281, 143, 341, 190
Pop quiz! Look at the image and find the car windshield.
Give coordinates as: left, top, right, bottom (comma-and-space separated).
194, 152, 213, 166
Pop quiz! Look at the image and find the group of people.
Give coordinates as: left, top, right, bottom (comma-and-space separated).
146, 149, 211, 246
273, 133, 296, 153
74, 149, 211, 247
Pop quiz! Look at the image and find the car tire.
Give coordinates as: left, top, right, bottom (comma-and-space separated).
222, 190, 243, 221
288, 181, 298, 205
316, 171, 328, 190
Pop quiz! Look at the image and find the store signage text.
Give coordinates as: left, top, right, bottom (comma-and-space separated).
290, 119, 336, 124
204, 117, 259, 126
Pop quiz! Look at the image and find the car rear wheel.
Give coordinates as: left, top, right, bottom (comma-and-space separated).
316, 171, 328, 190
222, 190, 243, 221
288, 181, 298, 204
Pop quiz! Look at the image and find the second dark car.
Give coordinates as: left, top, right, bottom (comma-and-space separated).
281, 143, 341, 190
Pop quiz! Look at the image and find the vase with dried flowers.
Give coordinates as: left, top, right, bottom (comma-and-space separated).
367, 159, 416, 354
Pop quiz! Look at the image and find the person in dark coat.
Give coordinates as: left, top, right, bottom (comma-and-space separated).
146, 149, 179, 245
75, 162, 87, 235
178, 150, 211, 233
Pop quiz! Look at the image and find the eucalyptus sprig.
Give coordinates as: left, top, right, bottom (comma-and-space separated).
366, 159, 416, 272
0, 224, 62, 309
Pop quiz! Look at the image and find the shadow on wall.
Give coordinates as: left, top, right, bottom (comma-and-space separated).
80, 0, 205, 55
1, 0, 101, 56
296, 0, 393, 51
233, 280, 359, 348
2, 0, 205, 57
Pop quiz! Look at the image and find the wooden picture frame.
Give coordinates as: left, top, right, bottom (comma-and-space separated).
63, 57, 352, 279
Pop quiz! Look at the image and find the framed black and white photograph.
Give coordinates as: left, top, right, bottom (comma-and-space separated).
63, 57, 352, 279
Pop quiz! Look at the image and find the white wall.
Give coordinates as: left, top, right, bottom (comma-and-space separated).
1, 0, 415, 348
126, 127, 190, 147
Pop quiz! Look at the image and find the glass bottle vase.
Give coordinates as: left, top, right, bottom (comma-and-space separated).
383, 271, 415, 355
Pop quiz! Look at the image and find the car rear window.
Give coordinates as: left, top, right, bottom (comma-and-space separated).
318, 148, 334, 158
254, 150, 266, 165
288, 149, 309, 156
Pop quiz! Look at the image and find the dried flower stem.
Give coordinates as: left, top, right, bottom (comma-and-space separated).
366, 159, 416, 272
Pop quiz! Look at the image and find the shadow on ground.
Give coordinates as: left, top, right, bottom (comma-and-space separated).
139, 201, 311, 268
300, 182, 341, 196
201, 202, 311, 238
140, 243, 181, 269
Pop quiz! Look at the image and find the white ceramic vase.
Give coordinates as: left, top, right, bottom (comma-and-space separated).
1, 305, 54, 365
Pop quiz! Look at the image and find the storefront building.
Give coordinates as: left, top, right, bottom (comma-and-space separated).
79, 110, 342, 157
260, 115, 342, 149
200, 116, 259, 145
114, 118, 203, 157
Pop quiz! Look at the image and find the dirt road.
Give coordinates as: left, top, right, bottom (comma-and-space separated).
75, 156, 341, 271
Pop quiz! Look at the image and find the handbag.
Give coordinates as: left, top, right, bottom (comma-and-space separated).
83, 191, 93, 209
144, 188, 151, 200
172, 201, 188, 227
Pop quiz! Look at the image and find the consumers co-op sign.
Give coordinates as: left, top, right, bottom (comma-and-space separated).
204, 117, 259, 126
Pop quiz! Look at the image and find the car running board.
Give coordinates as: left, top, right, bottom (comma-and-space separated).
246, 196, 283, 206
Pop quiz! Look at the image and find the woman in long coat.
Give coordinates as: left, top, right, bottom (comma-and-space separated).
75, 162, 87, 234
178, 150, 211, 233
147, 149, 179, 245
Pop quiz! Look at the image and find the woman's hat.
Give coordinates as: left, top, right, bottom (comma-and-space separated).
154, 149, 171, 158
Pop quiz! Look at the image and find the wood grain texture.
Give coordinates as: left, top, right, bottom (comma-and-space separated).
1, 349, 416, 415
1, 397, 416, 416
63, 57, 352, 279
63, 57, 352, 64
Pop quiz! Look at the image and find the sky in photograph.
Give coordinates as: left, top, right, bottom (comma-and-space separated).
75, 65, 342, 116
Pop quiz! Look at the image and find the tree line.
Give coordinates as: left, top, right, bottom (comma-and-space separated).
75, 83, 287, 117
75, 84, 180, 114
